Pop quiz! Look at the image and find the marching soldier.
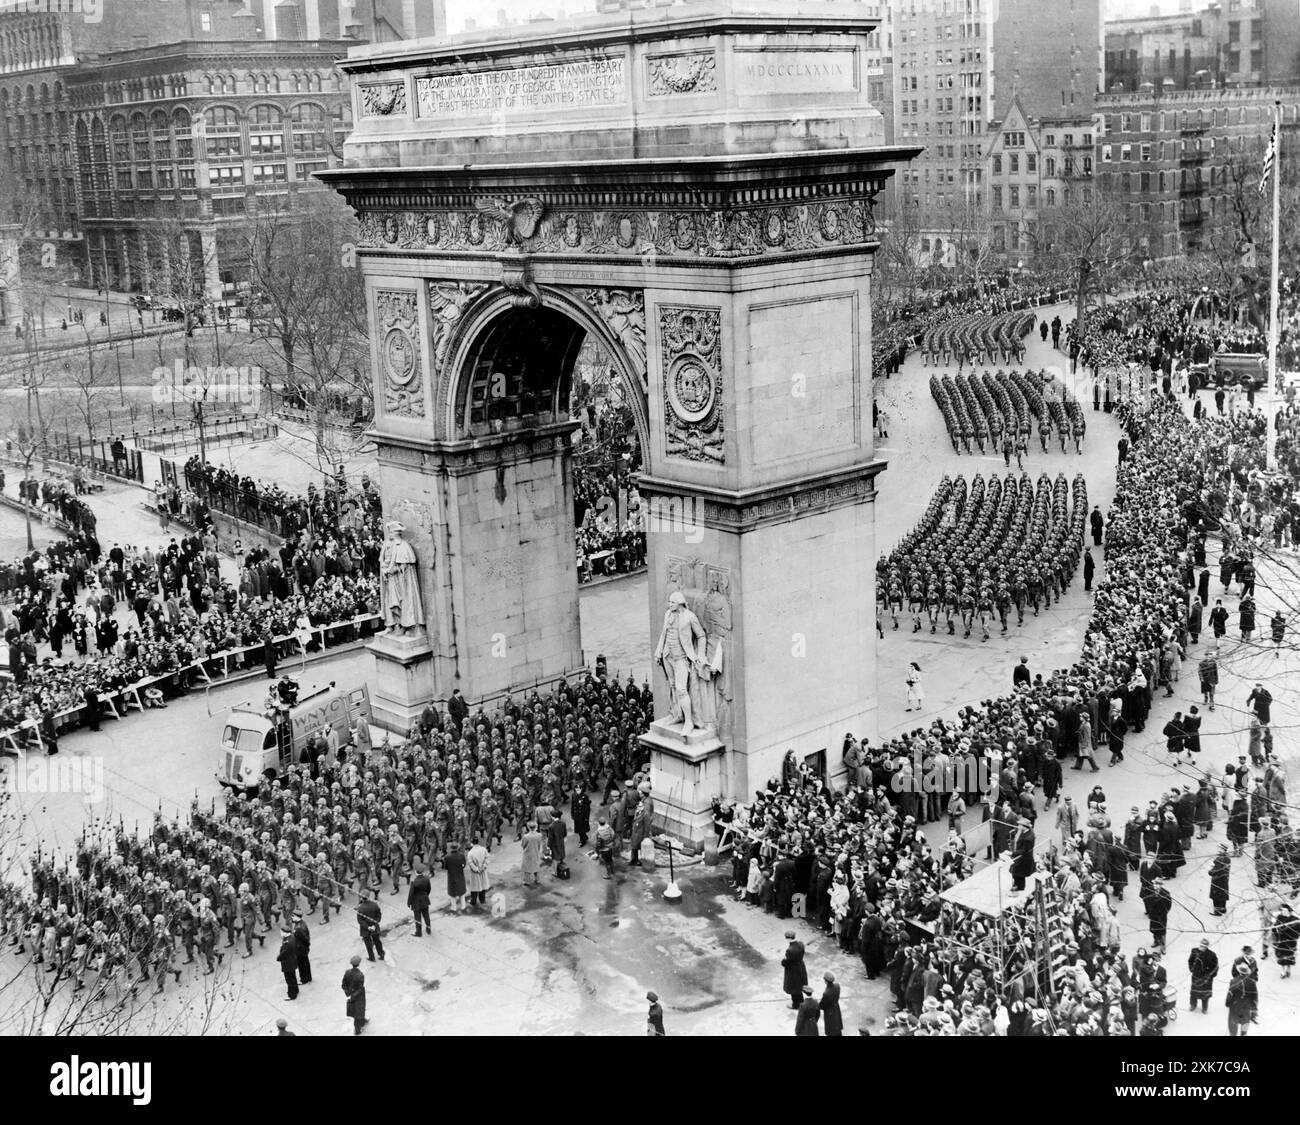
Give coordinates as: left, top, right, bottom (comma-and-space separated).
216, 872, 237, 948
197, 897, 222, 974
238, 881, 262, 958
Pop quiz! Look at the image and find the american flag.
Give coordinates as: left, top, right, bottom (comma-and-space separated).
1259, 121, 1276, 197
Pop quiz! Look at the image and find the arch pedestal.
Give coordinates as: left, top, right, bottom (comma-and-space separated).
324, 1, 917, 840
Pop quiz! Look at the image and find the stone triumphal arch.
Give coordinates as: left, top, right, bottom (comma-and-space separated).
323, 0, 917, 839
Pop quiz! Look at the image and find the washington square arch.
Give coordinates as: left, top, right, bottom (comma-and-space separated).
321, 0, 917, 841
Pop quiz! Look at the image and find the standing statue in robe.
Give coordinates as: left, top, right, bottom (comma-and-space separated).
379, 521, 424, 634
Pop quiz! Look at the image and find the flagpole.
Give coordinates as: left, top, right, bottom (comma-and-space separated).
1266, 99, 1281, 472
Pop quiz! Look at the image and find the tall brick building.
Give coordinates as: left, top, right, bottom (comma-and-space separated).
1104, 0, 1300, 93
1094, 83, 1300, 258
0, 0, 434, 289
891, 0, 1100, 262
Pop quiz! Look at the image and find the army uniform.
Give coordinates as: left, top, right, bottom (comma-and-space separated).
238, 886, 261, 956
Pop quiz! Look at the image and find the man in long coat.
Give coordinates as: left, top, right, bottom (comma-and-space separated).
794, 985, 820, 1035
819, 972, 843, 1036
781, 931, 807, 1009
444, 840, 467, 911
1010, 818, 1036, 891
407, 865, 432, 936
342, 954, 368, 1035
1188, 939, 1218, 1013
520, 823, 544, 887
1209, 847, 1231, 916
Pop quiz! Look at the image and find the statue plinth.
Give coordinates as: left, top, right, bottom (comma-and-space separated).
640, 718, 725, 846
368, 629, 434, 735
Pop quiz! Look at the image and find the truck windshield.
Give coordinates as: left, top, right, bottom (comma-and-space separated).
222, 725, 268, 753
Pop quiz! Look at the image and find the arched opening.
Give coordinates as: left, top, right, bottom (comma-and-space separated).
449, 298, 649, 586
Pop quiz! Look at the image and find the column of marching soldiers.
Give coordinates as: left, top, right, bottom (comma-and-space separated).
878, 471, 1088, 642
0, 674, 656, 1004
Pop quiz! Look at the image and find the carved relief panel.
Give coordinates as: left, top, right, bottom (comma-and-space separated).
375, 289, 423, 419
658, 305, 724, 465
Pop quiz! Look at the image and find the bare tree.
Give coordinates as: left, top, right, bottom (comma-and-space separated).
242, 192, 371, 473
1037, 184, 1150, 329
877, 197, 930, 306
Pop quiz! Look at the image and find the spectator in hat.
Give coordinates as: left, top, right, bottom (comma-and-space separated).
646, 990, 666, 1036
781, 931, 808, 1009
795, 984, 820, 1036
1187, 939, 1218, 1013
820, 972, 843, 1037
1271, 902, 1300, 977
1225, 964, 1258, 1036
276, 924, 299, 1001
1147, 878, 1172, 949
342, 954, 368, 1035
1208, 846, 1231, 916
292, 910, 312, 984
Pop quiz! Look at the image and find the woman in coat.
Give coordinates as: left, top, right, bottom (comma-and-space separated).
1272, 903, 1300, 976
860, 906, 886, 979
1107, 838, 1130, 901
1194, 780, 1216, 839
1156, 813, 1185, 878
1227, 797, 1250, 855
1208, 847, 1231, 915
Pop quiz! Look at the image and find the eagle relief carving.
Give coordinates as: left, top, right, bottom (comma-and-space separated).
474, 197, 545, 247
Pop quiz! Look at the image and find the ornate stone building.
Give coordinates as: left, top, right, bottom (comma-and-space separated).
65, 39, 353, 299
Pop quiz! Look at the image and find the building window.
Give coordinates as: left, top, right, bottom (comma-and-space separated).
205, 136, 242, 158
1046, 187, 1056, 206
1026, 153, 1036, 173
1009, 185, 1020, 207
209, 165, 244, 187
992, 154, 1002, 174
1027, 185, 1037, 206
1140, 143, 1150, 161
252, 163, 287, 183
213, 196, 245, 216
1009, 154, 1019, 174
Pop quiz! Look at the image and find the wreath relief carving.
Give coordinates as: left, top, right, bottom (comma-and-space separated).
659, 305, 724, 465
376, 290, 423, 419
